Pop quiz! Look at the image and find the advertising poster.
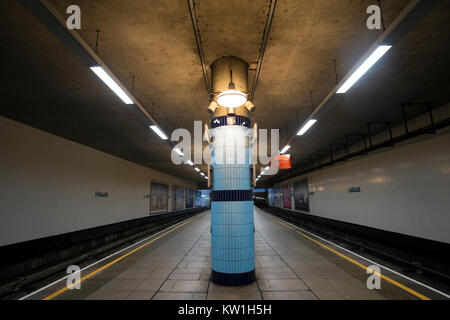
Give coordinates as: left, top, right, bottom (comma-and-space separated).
186, 189, 194, 208
275, 188, 282, 208
273, 189, 278, 207
201, 190, 211, 207
283, 185, 292, 209
150, 181, 168, 214
172, 186, 184, 211
294, 179, 310, 212
196, 189, 211, 207
196, 190, 202, 207
268, 189, 275, 206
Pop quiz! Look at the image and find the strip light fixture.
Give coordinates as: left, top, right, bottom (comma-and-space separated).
174, 148, 184, 156
280, 145, 291, 154
90, 66, 133, 104
297, 119, 317, 136
187, 160, 194, 166
336, 45, 392, 94
149, 125, 168, 140
194, 167, 200, 172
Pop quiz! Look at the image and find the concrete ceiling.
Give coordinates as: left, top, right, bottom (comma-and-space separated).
1, 0, 449, 186
274, 0, 450, 178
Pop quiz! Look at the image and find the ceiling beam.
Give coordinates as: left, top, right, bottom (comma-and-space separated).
250, 0, 277, 102
187, 0, 211, 96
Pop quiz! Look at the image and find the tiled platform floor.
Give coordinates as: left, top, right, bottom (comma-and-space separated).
25, 207, 446, 300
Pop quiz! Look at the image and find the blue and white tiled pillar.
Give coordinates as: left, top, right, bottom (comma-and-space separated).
210, 115, 255, 286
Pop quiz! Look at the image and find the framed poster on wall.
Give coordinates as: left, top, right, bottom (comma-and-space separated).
172, 186, 184, 211
196, 189, 211, 207
268, 188, 275, 206
282, 185, 292, 209
195, 190, 202, 207
150, 181, 168, 214
275, 188, 282, 208
186, 189, 194, 208
294, 179, 310, 212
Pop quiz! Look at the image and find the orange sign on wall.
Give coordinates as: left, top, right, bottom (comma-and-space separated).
279, 154, 292, 169
269, 154, 292, 170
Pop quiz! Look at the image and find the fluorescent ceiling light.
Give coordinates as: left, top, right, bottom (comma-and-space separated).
217, 90, 247, 108
204, 176, 208, 180
280, 145, 291, 154
200, 172, 205, 176
174, 148, 184, 156
264, 166, 269, 171
149, 125, 168, 140
187, 160, 194, 166
90, 66, 133, 104
194, 167, 200, 172
297, 119, 317, 136
336, 45, 392, 94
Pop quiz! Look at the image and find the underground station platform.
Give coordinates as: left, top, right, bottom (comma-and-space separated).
1, 0, 450, 316
17, 208, 448, 301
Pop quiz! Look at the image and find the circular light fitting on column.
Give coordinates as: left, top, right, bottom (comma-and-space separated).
217, 90, 247, 109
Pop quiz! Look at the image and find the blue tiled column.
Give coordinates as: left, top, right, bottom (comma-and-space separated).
210, 120, 255, 286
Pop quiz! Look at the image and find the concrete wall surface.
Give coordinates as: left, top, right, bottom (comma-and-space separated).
0, 116, 197, 246
275, 127, 450, 244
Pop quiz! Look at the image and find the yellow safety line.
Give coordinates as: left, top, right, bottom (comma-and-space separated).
264, 213, 431, 300
43, 216, 197, 300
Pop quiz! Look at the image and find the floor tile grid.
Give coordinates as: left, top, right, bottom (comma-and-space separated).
152, 221, 212, 300
254, 216, 319, 300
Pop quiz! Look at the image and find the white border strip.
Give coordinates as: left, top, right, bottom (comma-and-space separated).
18, 214, 200, 300
264, 211, 450, 299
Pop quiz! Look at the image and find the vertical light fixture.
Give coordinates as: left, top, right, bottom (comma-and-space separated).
216, 62, 248, 109
210, 56, 255, 286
